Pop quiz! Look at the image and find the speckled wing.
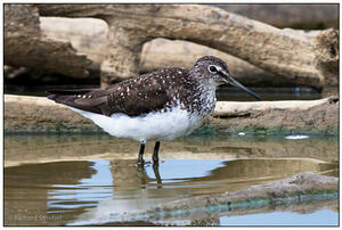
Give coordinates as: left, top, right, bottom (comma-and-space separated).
47, 68, 184, 117
99, 76, 172, 116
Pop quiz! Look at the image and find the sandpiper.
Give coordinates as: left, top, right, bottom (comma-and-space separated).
48, 56, 260, 164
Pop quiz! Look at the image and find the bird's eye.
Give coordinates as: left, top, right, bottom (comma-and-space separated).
208, 65, 218, 73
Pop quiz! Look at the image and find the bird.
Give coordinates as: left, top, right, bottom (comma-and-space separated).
48, 56, 260, 165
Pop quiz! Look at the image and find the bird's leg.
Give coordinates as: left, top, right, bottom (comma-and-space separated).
152, 141, 162, 186
153, 163, 162, 186
138, 141, 145, 164
152, 141, 160, 164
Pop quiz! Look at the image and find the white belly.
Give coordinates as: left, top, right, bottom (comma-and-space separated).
68, 106, 203, 142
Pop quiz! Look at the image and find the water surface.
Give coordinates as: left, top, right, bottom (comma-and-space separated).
4, 134, 338, 226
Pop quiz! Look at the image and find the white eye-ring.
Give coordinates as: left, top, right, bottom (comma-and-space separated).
208, 65, 219, 74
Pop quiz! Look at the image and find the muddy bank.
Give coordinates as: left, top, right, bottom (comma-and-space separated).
68, 172, 338, 226
5, 95, 338, 135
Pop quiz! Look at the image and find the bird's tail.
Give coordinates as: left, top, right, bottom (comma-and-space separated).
47, 88, 107, 115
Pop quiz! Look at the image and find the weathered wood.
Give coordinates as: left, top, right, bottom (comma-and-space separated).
219, 5, 338, 29
37, 18, 320, 87
214, 97, 333, 117
36, 4, 332, 89
4, 4, 338, 90
140, 38, 290, 87
4, 5, 94, 78
40, 17, 108, 65
314, 29, 339, 96
38, 16, 286, 86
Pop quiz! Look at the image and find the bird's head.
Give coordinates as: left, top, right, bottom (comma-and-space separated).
193, 56, 261, 100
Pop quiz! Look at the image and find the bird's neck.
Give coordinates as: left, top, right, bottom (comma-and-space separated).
189, 80, 217, 117
185, 68, 218, 116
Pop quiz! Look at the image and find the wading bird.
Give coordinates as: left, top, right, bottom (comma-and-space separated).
48, 56, 260, 165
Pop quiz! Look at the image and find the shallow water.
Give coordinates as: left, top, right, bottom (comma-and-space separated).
4, 134, 338, 226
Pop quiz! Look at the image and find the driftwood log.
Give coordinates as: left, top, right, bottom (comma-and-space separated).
36, 4, 338, 89
38, 15, 286, 87
4, 4, 338, 91
37, 17, 320, 87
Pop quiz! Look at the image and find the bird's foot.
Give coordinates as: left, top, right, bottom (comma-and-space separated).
135, 159, 152, 168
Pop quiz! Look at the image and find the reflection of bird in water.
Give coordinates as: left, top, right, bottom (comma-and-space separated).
79, 160, 176, 220
48, 56, 260, 166
110, 160, 161, 188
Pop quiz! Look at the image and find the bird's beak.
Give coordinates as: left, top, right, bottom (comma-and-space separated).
220, 70, 261, 101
